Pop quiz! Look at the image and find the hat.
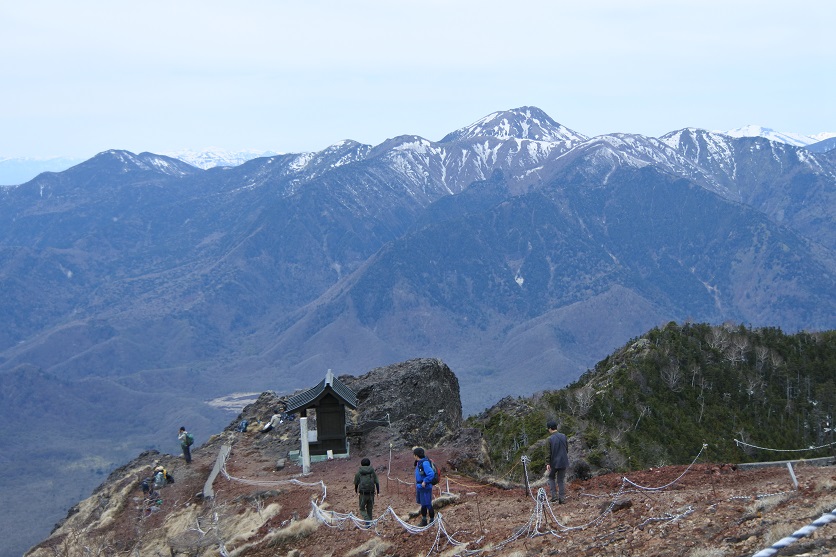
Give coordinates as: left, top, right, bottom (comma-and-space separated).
154, 465, 164, 472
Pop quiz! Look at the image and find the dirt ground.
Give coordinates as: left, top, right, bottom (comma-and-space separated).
29, 424, 836, 557
201, 431, 836, 557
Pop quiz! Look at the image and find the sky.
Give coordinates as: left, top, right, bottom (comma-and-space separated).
1, 0, 834, 160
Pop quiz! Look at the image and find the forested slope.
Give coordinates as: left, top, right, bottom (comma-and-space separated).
470, 323, 836, 477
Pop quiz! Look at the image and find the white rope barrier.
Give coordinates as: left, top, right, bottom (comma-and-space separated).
727, 491, 792, 502
515, 444, 708, 537
751, 506, 836, 557
218, 441, 832, 556
637, 506, 695, 527
492, 489, 562, 550
220, 463, 328, 504
311, 502, 472, 557
735, 438, 836, 452
521, 455, 535, 501
622, 444, 707, 491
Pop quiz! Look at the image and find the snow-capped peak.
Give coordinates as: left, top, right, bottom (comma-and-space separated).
439, 106, 588, 145
719, 125, 835, 147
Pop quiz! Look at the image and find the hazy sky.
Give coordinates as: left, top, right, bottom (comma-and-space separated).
2, 0, 834, 159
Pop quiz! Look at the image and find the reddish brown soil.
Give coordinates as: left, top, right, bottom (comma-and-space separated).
203, 432, 836, 556
32, 429, 836, 557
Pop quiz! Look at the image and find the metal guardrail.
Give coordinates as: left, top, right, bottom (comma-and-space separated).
735, 456, 834, 470
203, 444, 232, 499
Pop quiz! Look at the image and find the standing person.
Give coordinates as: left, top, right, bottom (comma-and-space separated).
178, 426, 193, 464
353, 457, 380, 525
413, 446, 435, 526
545, 420, 569, 503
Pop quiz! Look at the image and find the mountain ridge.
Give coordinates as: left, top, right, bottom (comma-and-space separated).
3, 115, 834, 186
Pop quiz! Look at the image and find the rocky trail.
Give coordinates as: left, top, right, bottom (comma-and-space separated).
28, 421, 836, 556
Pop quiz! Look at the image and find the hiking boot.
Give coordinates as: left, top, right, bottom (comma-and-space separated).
419, 517, 428, 527
550, 496, 559, 503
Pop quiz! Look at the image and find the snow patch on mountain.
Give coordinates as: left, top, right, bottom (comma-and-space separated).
165, 148, 280, 169
719, 125, 836, 147
810, 132, 836, 142
660, 128, 738, 179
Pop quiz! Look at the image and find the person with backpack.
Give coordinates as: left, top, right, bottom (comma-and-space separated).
140, 477, 153, 496
153, 466, 168, 489
353, 457, 380, 525
545, 420, 569, 504
178, 426, 194, 464
413, 446, 435, 526
260, 410, 283, 434
236, 419, 249, 433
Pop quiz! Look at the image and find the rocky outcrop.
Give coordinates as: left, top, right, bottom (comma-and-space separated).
341, 358, 463, 450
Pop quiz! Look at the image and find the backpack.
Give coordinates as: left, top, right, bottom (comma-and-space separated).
165, 472, 174, 484
419, 458, 440, 486
185, 433, 194, 446
357, 470, 376, 493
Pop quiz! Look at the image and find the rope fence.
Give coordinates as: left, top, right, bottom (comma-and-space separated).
213, 440, 835, 556
735, 438, 836, 453
751, 506, 836, 557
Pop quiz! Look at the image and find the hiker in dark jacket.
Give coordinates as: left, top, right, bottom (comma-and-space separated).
353, 457, 380, 524
413, 446, 435, 526
545, 420, 569, 503
178, 427, 193, 464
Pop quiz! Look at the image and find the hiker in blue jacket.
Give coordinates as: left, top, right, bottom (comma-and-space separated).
413, 446, 435, 526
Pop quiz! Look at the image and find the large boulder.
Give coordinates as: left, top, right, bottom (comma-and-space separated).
341, 358, 463, 451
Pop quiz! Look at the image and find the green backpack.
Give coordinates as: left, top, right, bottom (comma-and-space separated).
358, 470, 376, 493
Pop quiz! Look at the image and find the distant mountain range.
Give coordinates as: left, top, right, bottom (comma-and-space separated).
0, 155, 86, 186
0, 149, 279, 186
1, 106, 836, 556
161, 148, 280, 169
2, 125, 833, 186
